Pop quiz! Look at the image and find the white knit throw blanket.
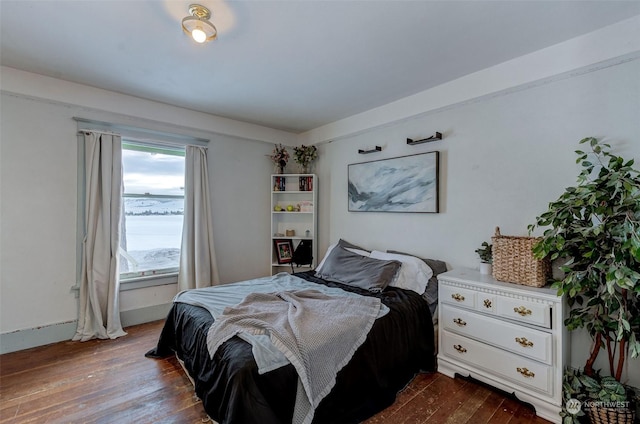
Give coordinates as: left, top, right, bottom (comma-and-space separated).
206, 289, 382, 424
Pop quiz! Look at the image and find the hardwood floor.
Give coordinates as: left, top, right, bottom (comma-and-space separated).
0, 320, 551, 424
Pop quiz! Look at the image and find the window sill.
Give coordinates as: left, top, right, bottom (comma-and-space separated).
119, 273, 178, 291
71, 273, 178, 296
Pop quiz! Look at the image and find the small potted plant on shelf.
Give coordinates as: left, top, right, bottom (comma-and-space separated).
270, 144, 290, 174
293, 144, 318, 174
528, 137, 640, 424
475, 241, 493, 275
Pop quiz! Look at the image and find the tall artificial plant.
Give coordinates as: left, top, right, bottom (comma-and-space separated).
528, 137, 640, 382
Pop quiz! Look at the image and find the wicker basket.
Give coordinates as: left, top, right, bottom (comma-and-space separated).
491, 227, 550, 287
586, 405, 636, 424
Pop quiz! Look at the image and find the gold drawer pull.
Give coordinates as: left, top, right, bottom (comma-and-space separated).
517, 367, 535, 378
451, 293, 465, 302
515, 337, 534, 347
513, 306, 532, 316
453, 344, 467, 353
483, 299, 492, 309
453, 318, 467, 327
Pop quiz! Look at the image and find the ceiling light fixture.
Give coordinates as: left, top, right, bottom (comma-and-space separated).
182, 4, 217, 44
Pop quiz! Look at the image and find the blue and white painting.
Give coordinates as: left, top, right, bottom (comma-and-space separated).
348, 152, 439, 213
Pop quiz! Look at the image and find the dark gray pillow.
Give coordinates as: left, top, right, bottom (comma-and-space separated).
315, 246, 401, 292
337, 238, 370, 253
387, 250, 447, 311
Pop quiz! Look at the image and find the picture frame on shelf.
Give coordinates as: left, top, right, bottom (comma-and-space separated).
274, 239, 294, 264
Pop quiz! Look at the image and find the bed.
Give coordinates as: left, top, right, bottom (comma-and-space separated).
147, 241, 445, 424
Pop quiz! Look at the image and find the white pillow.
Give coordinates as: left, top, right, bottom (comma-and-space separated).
316, 243, 370, 273
369, 250, 433, 295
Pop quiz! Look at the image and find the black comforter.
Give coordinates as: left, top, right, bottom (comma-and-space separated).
146, 271, 435, 424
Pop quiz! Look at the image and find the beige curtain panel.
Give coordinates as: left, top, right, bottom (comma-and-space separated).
178, 145, 220, 290
74, 132, 127, 341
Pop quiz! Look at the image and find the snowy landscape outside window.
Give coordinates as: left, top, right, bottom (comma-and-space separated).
120, 142, 185, 280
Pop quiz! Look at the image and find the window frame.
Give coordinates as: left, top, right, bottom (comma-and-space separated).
118, 141, 186, 287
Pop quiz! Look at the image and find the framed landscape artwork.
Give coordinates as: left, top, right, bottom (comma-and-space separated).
348, 151, 439, 213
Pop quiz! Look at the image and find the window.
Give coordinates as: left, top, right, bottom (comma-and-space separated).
119, 142, 185, 281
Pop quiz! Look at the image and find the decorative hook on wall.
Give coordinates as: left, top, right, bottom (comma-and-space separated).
358, 146, 382, 154
407, 132, 443, 145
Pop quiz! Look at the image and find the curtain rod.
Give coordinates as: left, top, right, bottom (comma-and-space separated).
77, 129, 120, 137
77, 130, 209, 150
73, 117, 209, 144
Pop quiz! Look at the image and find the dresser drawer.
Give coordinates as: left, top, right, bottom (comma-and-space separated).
440, 284, 476, 309
497, 296, 551, 328
441, 304, 553, 364
441, 331, 553, 395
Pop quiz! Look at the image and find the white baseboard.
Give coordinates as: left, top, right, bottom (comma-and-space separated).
0, 303, 172, 354
0, 320, 77, 355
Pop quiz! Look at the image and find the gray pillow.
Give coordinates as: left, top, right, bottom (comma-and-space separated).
315, 246, 401, 292
337, 238, 370, 253
387, 250, 447, 310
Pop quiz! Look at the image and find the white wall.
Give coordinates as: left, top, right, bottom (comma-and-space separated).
0, 75, 286, 350
314, 58, 640, 386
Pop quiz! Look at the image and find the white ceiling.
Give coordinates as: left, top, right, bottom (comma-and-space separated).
1, 1, 639, 134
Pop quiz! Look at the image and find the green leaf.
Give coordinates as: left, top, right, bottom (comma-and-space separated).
579, 374, 600, 390
621, 319, 630, 332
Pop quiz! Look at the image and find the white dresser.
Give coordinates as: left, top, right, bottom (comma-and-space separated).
437, 268, 568, 424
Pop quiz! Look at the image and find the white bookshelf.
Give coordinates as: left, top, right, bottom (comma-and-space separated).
270, 174, 317, 274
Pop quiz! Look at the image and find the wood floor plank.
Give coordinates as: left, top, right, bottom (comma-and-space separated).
378, 369, 470, 423
362, 372, 439, 423
467, 388, 511, 423
508, 401, 551, 424
0, 320, 553, 424
443, 383, 493, 424
488, 396, 526, 424
416, 378, 483, 424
